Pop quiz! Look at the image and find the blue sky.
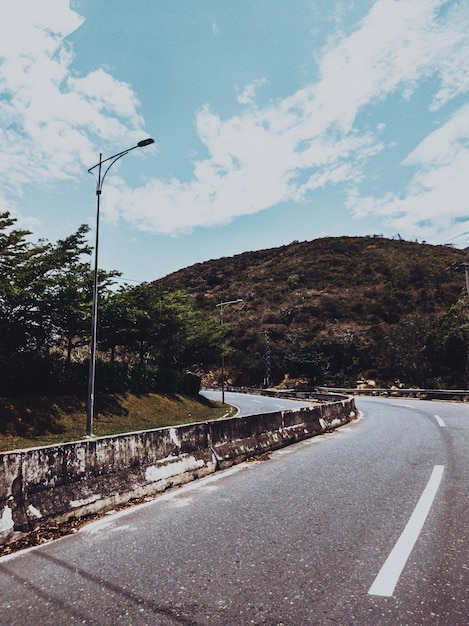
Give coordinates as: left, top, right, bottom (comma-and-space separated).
1, 1, 468, 284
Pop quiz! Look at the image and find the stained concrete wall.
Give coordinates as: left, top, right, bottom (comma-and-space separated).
0, 394, 356, 545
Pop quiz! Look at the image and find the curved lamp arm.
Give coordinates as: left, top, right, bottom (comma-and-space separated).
88, 137, 154, 194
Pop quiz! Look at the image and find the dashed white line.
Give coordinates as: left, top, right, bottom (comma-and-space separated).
434, 414, 446, 427
368, 465, 445, 597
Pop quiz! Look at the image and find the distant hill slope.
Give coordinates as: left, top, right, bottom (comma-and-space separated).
156, 236, 469, 388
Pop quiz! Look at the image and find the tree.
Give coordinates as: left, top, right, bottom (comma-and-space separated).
0, 215, 117, 394
285, 347, 329, 386
44, 226, 120, 364
40, 225, 94, 362
0, 213, 220, 396
425, 297, 469, 388
98, 284, 220, 392
0, 213, 52, 357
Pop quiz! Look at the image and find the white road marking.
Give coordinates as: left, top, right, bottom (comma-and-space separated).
434, 414, 446, 427
80, 465, 246, 534
368, 465, 445, 597
0, 465, 248, 564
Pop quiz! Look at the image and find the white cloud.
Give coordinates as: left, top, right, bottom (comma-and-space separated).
348, 103, 469, 240
0, 0, 146, 201
429, 3, 469, 110
340, 1, 469, 243
68, 70, 144, 126
111, 0, 469, 239
236, 78, 268, 105
2, 0, 468, 246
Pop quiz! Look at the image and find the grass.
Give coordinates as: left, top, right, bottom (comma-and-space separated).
0, 392, 236, 453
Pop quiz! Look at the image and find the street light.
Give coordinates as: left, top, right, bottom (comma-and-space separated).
216, 299, 243, 404
86, 137, 154, 437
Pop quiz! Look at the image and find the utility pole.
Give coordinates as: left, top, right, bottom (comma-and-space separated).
263, 329, 271, 388
216, 299, 243, 403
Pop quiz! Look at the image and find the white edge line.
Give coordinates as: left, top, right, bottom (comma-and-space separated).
368, 465, 445, 597
434, 415, 446, 427
80, 464, 245, 533
0, 465, 245, 563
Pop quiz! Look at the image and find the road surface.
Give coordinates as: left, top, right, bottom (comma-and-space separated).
200, 389, 314, 415
0, 395, 467, 625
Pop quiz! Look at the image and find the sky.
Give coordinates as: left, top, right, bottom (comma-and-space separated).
1, 0, 469, 284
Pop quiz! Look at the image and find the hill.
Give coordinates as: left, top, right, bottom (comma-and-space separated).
156, 236, 469, 389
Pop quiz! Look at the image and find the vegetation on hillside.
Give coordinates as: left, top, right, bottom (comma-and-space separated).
157, 236, 469, 389
2, 208, 468, 403
0, 212, 220, 398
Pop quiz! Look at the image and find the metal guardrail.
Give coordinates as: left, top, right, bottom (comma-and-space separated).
318, 387, 469, 401
205, 385, 469, 402
211, 386, 350, 403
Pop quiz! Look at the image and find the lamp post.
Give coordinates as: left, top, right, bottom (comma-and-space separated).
216, 299, 243, 403
86, 138, 154, 437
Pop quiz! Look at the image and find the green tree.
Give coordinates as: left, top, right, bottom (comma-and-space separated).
98, 284, 220, 392
0, 214, 118, 394
40, 225, 94, 362
0, 213, 63, 362
375, 314, 434, 387
425, 296, 469, 388
285, 347, 329, 386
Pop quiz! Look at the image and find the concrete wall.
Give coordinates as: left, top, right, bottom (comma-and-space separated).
0, 395, 356, 545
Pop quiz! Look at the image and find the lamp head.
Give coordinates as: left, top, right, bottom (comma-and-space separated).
137, 138, 155, 147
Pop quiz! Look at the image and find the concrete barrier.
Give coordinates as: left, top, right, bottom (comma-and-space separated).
0, 394, 356, 545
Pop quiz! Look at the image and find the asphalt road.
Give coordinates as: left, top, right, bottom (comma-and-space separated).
200, 389, 314, 415
0, 396, 467, 625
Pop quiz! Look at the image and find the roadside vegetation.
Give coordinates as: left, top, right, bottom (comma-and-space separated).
1, 210, 468, 452
0, 393, 233, 452
158, 235, 469, 389
0, 211, 221, 398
